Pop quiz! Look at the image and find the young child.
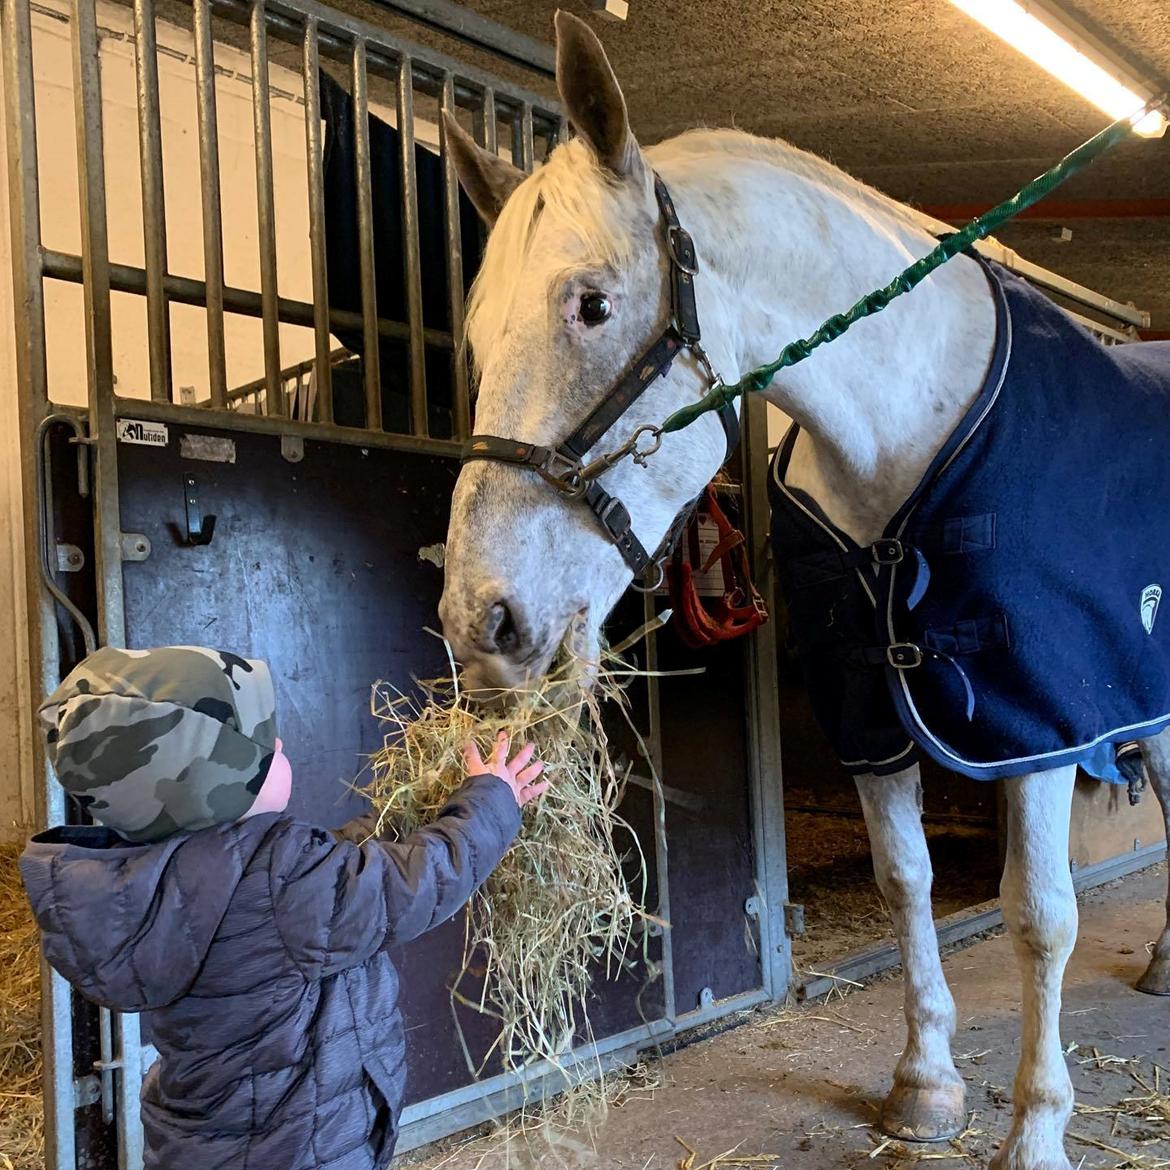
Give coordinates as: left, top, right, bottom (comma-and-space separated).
20, 645, 546, 1170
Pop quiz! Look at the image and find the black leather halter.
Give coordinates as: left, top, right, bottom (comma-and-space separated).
462, 175, 739, 589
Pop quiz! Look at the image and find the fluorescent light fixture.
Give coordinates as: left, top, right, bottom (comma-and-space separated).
947, 0, 1167, 137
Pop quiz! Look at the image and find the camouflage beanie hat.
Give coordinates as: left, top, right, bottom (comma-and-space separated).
39, 646, 278, 844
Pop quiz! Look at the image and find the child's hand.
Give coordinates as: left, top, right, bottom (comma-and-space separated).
463, 730, 548, 808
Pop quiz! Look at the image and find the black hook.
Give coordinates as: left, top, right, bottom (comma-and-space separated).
182, 473, 216, 546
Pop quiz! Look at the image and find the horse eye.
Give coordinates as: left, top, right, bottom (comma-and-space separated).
579, 292, 612, 326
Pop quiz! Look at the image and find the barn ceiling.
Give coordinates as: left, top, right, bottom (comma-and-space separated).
340, 0, 1170, 332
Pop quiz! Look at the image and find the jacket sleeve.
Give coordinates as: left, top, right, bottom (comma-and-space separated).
270, 774, 522, 978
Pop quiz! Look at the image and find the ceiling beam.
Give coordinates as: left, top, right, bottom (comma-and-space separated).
918, 198, 1170, 222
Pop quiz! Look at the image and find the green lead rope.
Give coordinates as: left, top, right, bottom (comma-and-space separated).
660, 104, 1159, 436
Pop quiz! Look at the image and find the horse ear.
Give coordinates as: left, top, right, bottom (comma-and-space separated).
554, 10, 643, 179
442, 112, 525, 225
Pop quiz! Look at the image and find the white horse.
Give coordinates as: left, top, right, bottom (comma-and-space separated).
438, 13, 1170, 1169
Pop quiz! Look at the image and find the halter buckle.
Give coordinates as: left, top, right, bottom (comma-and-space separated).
666, 224, 699, 276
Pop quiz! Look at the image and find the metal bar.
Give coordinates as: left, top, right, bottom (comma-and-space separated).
115, 397, 461, 458
114, 1014, 144, 1169
361, 0, 555, 76
439, 75, 469, 439
41, 250, 456, 349
557, 115, 570, 145
519, 101, 535, 170
509, 106, 523, 167
250, 0, 281, 416
302, 19, 333, 422
351, 40, 381, 430
1, 8, 71, 1162
211, 0, 561, 117
739, 395, 791, 1002
642, 597, 676, 1023
667, 986, 771, 1033
227, 346, 349, 403
71, 5, 140, 1168
192, 0, 228, 406
397, 55, 428, 435
70, 0, 125, 649
476, 85, 497, 152
397, 1018, 671, 1152
132, 0, 171, 403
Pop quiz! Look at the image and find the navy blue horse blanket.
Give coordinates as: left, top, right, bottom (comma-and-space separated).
770, 259, 1170, 781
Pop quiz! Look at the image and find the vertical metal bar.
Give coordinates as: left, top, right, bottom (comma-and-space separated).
509, 107, 523, 168
739, 396, 791, 1000
114, 1013, 144, 1169
397, 55, 427, 435
642, 596, 677, 1022
132, 0, 171, 402
72, 4, 142, 1166
192, 0, 227, 407
250, 0, 281, 416
475, 85, 497, 153
2, 5, 72, 1162
439, 74, 469, 439
302, 18, 332, 422
519, 102, 535, 171
351, 40, 380, 429
557, 115, 570, 145
70, 0, 124, 648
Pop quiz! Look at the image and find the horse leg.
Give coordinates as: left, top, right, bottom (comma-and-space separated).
856, 766, 966, 1141
990, 766, 1077, 1170
1137, 727, 1170, 995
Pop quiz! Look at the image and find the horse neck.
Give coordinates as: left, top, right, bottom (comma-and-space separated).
663, 140, 997, 543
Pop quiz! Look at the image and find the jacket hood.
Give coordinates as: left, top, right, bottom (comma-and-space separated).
20, 815, 279, 1011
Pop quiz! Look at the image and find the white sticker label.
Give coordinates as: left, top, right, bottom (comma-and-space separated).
116, 419, 169, 447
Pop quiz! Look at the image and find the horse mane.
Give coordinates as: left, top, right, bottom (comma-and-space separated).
463, 128, 927, 373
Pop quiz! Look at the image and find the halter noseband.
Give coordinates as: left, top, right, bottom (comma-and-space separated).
461, 174, 738, 590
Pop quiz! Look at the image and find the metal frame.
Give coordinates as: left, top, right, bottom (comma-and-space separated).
1, 2, 786, 1166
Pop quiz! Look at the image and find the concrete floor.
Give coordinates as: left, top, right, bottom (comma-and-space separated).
405, 864, 1169, 1170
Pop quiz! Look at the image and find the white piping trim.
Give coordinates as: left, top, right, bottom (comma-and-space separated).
840, 741, 917, 769
895, 671, 1170, 774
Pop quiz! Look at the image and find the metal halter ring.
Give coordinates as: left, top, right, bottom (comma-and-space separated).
630, 560, 666, 594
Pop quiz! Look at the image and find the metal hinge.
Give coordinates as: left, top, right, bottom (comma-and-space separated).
784, 902, 806, 937
55, 542, 84, 572
120, 532, 151, 562
73, 1073, 101, 1109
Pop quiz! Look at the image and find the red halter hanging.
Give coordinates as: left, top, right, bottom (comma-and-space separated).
665, 485, 769, 649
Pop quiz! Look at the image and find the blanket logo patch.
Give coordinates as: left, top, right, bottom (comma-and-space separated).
1141, 585, 1162, 635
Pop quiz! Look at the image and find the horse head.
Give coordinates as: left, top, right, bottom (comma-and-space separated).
439, 12, 734, 690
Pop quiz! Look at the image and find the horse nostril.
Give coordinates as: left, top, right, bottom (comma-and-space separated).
482, 600, 523, 657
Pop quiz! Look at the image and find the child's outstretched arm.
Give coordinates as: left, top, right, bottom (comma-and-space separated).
270, 733, 546, 977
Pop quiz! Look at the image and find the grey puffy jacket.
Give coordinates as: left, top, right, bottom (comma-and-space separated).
20, 775, 521, 1170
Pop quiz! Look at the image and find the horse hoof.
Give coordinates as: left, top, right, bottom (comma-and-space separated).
879, 1083, 967, 1142
1136, 955, 1170, 995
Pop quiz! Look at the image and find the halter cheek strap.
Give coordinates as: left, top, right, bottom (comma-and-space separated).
461, 173, 737, 588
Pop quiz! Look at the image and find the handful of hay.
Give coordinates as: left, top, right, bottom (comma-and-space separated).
367, 649, 658, 1085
